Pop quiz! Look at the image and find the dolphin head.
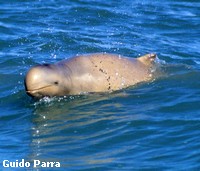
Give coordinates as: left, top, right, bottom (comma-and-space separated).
24, 64, 68, 98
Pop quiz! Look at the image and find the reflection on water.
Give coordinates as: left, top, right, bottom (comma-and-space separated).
29, 92, 149, 169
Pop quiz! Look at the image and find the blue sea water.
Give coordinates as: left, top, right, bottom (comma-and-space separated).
0, 0, 200, 170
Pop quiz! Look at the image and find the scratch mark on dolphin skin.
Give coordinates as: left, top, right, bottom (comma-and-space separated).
99, 68, 108, 75
99, 68, 103, 73
107, 76, 111, 90
90, 59, 112, 91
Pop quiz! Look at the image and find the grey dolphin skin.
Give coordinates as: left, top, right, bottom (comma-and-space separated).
24, 53, 157, 98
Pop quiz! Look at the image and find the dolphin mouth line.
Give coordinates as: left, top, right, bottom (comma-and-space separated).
26, 85, 53, 93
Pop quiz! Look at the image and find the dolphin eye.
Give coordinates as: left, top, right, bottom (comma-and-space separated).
54, 81, 59, 85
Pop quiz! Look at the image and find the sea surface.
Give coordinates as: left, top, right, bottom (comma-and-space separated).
0, 0, 200, 170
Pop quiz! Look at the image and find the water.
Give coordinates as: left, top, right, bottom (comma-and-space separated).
0, 0, 200, 170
